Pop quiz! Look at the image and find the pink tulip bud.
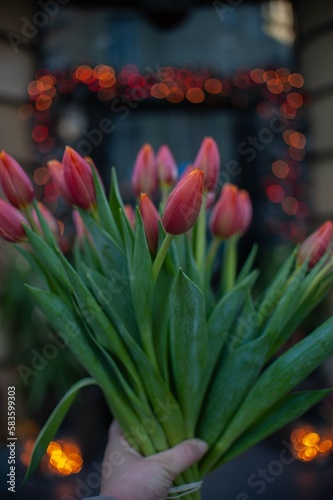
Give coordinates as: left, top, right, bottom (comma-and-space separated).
139, 193, 160, 254
62, 147, 96, 210
156, 145, 178, 187
298, 221, 333, 268
193, 137, 220, 192
47, 160, 72, 204
206, 191, 216, 209
0, 151, 34, 209
124, 204, 135, 229
209, 183, 252, 239
72, 210, 91, 246
162, 168, 204, 235
0, 199, 28, 243
33, 202, 60, 239
131, 144, 157, 197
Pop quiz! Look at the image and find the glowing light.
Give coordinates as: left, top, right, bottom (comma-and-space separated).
36, 95, 52, 111
20, 439, 35, 467
33, 167, 51, 186
272, 160, 289, 179
250, 68, 265, 83
282, 196, 299, 215
289, 132, 306, 149
267, 79, 283, 94
266, 184, 285, 203
289, 147, 305, 161
157, 66, 176, 81
204, 78, 222, 94
47, 441, 83, 475
291, 426, 333, 462
18, 104, 34, 120
280, 103, 297, 119
166, 88, 184, 104
75, 65, 93, 82
32, 125, 49, 143
287, 92, 303, 108
288, 73, 304, 88
186, 88, 205, 103
150, 83, 169, 99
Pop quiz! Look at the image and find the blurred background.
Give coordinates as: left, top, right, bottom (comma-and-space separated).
0, 0, 333, 498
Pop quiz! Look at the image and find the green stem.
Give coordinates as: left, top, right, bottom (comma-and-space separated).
220, 235, 238, 295
204, 236, 221, 289
25, 206, 41, 233
195, 195, 207, 270
160, 185, 170, 211
152, 233, 174, 281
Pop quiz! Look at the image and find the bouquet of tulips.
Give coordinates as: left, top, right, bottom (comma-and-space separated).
1, 138, 333, 499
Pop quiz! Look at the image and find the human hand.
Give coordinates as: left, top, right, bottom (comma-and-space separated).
99, 420, 208, 500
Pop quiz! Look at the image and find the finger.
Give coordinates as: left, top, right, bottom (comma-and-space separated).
107, 420, 141, 458
152, 439, 208, 477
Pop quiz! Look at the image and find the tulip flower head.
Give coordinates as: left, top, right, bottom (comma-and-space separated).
193, 137, 220, 192
132, 144, 157, 197
140, 193, 160, 254
0, 151, 34, 209
298, 221, 333, 269
162, 168, 204, 235
0, 199, 28, 243
33, 202, 60, 239
156, 145, 178, 187
210, 183, 252, 239
47, 160, 73, 204
62, 147, 96, 210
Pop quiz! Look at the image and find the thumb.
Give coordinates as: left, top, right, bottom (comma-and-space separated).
152, 439, 208, 477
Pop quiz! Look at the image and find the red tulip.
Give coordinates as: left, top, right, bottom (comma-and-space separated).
140, 194, 160, 254
124, 204, 135, 229
298, 221, 333, 268
62, 147, 96, 210
33, 202, 60, 239
47, 160, 72, 204
193, 137, 220, 192
0, 199, 28, 243
0, 151, 34, 209
131, 144, 157, 196
162, 168, 204, 235
210, 183, 252, 239
156, 145, 178, 187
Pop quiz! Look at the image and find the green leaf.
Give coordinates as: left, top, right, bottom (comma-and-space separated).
130, 209, 155, 358
207, 271, 259, 365
83, 266, 139, 343
260, 261, 308, 359
91, 163, 122, 247
211, 388, 333, 471
24, 378, 96, 483
26, 286, 159, 455
24, 226, 72, 290
170, 269, 207, 435
32, 200, 58, 249
211, 315, 333, 460
236, 243, 258, 283
109, 168, 134, 244
197, 334, 268, 446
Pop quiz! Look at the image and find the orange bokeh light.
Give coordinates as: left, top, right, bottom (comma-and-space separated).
186, 88, 205, 103
282, 196, 299, 215
266, 184, 285, 203
150, 83, 169, 99
36, 95, 52, 111
250, 68, 265, 84
288, 73, 304, 88
272, 160, 289, 179
166, 88, 185, 104
47, 441, 83, 475
33, 167, 51, 186
287, 92, 303, 108
291, 426, 333, 462
204, 78, 222, 94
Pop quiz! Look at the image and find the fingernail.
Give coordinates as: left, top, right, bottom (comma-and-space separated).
193, 439, 209, 454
